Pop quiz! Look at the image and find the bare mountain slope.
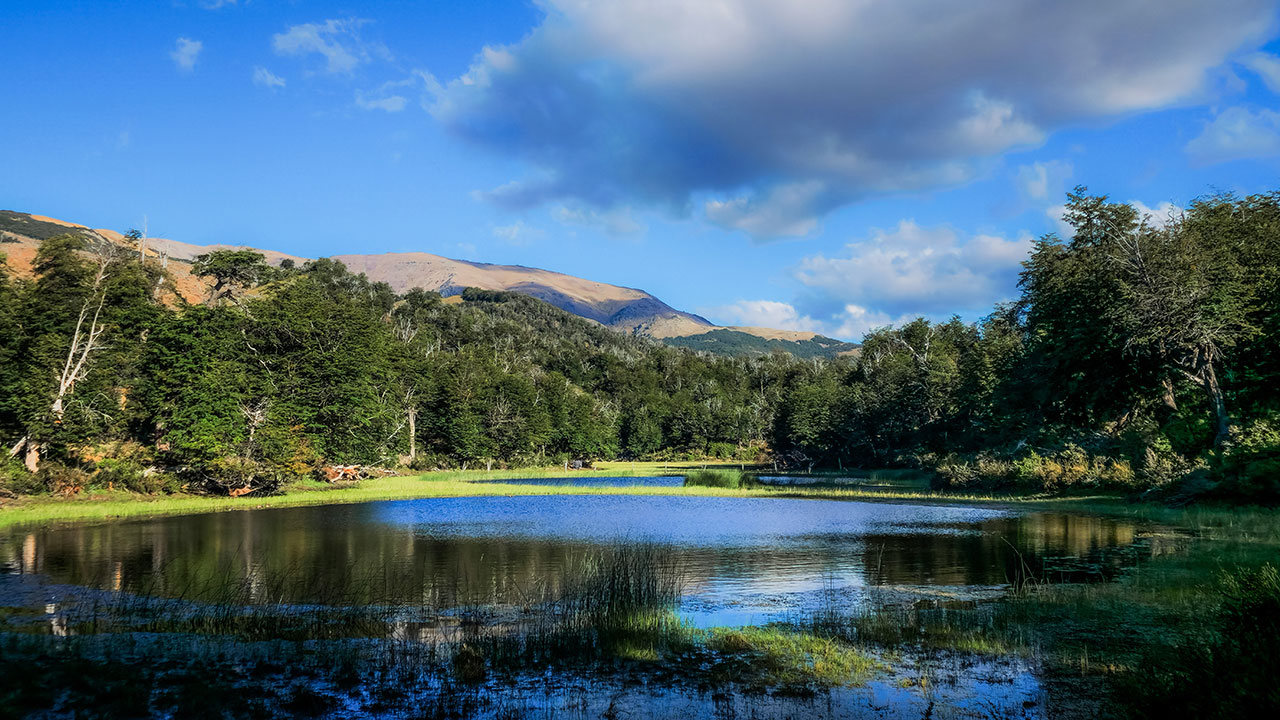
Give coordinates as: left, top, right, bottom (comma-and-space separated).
1, 210, 858, 356
331, 252, 711, 333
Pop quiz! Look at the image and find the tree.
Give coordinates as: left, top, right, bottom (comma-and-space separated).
7, 234, 118, 472
192, 249, 271, 306
1108, 199, 1257, 447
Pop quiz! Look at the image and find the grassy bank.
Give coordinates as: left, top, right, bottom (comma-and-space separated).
0, 462, 1121, 530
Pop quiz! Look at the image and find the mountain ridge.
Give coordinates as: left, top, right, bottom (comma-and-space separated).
0, 210, 858, 357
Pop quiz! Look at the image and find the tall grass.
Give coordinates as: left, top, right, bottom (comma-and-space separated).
684, 468, 753, 488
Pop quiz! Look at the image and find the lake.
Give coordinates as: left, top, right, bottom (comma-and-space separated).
2, 488, 1148, 626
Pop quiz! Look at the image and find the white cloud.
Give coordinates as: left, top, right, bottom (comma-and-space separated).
551, 205, 647, 236
170, 37, 202, 72
1241, 51, 1280, 93
707, 300, 825, 333
704, 181, 828, 239
201, 1, 237, 8
355, 91, 407, 112
828, 305, 923, 341
1130, 200, 1183, 228
714, 218, 1039, 341
1186, 106, 1280, 165
794, 220, 1032, 318
1045, 204, 1073, 237
951, 93, 1043, 153
1016, 160, 1073, 201
427, 0, 1274, 238
272, 19, 378, 74
707, 300, 920, 341
252, 66, 286, 89
492, 220, 542, 245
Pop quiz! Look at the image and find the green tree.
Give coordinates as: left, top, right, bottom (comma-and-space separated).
192, 249, 271, 306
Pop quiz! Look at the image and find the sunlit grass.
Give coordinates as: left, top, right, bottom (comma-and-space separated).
0, 464, 1117, 529
705, 626, 882, 687
683, 468, 752, 488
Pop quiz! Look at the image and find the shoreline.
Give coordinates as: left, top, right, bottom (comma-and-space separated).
0, 461, 1146, 530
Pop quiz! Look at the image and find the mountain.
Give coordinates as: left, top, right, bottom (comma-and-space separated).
0, 210, 858, 357
329, 252, 714, 337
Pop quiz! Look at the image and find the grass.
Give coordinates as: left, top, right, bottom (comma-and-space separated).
705, 626, 882, 687
0, 462, 1128, 531
683, 468, 753, 488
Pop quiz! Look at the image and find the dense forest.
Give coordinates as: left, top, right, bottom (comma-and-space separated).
1, 188, 1277, 500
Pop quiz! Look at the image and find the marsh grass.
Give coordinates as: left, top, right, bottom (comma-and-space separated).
704, 626, 882, 687
683, 468, 756, 488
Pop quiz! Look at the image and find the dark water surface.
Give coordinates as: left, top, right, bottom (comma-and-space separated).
1, 492, 1147, 625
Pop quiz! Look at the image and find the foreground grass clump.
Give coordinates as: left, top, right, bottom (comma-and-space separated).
1114, 563, 1280, 717
706, 626, 881, 687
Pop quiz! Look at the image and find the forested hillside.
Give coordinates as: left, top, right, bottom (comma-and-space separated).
2, 188, 1277, 500
665, 328, 859, 359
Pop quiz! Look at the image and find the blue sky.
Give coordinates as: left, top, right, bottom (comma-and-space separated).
3, 1, 1279, 340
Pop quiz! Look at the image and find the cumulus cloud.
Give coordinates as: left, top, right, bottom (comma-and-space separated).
705, 181, 831, 238
170, 37, 202, 71
708, 300, 918, 341
794, 220, 1032, 319
1241, 51, 1280, 93
425, 0, 1273, 238
707, 300, 825, 333
252, 66, 286, 89
1186, 106, 1280, 164
273, 19, 382, 74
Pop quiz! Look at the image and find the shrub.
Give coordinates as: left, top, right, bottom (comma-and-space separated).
189, 456, 286, 496
35, 462, 90, 496
1120, 564, 1280, 717
708, 442, 737, 460
95, 459, 181, 494
0, 458, 42, 495
93, 458, 146, 491
1215, 417, 1280, 502
936, 445, 1140, 493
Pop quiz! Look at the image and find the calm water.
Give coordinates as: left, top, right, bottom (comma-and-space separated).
1, 493, 1147, 625
475, 475, 684, 487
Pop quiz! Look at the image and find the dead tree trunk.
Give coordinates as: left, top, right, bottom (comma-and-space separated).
407, 404, 417, 462
15, 260, 111, 473
7, 436, 40, 473
52, 277, 108, 422
1202, 356, 1230, 450
1179, 345, 1231, 450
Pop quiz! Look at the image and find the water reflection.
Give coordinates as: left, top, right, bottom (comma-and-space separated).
1, 496, 1149, 619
